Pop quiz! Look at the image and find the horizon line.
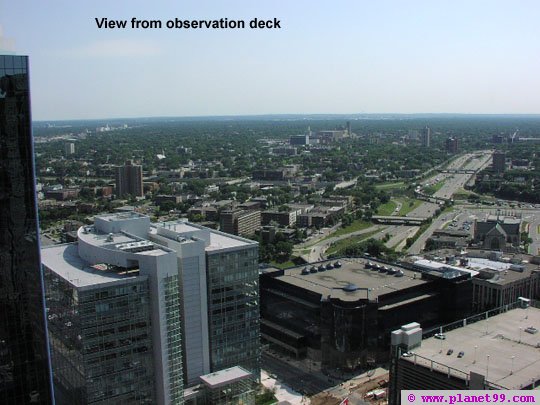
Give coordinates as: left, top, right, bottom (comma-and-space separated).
33, 112, 540, 123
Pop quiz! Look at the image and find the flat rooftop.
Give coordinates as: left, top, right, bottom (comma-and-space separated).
403, 306, 540, 389
199, 366, 252, 389
78, 226, 171, 256
42, 244, 143, 289
275, 258, 426, 301
153, 220, 257, 252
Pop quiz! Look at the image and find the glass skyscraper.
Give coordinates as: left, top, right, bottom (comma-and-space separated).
0, 55, 53, 403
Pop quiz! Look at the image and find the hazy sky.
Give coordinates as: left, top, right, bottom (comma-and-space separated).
1, 0, 539, 120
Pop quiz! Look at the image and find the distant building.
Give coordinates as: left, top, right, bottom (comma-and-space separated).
261, 210, 297, 227
445, 137, 459, 154
421, 126, 431, 147
64, 141, 75, 155
425, 229, 470, 250
492, 134, 505, 144
115, 160, 144, 197
388, 300, 540, 405
473, 215, 521, 251
271, 146, 298, 156
220, 209, 261, 237
252, 169, 287, 181
289, 134, 309, 146
492, 151, 506, 172
44, 187, 80, 201
315, 129, 348, 144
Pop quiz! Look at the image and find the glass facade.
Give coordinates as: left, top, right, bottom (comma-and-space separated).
163, 274, 183, 404
0, 55, 53, 404
44, 265, 155, 404
206, 247, 260, 380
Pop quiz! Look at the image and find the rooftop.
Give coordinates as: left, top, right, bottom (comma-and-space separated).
152, 220, 257, 252
42, 244, 143, 289
403, 306, 540, 389
199, 366, 252, 389
274, 258, 426, 301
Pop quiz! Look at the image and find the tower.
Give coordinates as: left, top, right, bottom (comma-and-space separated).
0, 54, 53, 404
421, 126, 431, 147
115, 159, 144, 198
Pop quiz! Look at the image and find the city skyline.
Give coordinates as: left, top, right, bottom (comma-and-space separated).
1, 0, 539, 120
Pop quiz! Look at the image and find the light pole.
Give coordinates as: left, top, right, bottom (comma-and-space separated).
486, 355, 490, 381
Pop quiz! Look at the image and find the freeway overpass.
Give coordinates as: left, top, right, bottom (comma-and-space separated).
439, 169, 476, 174
372, 215, 427, 225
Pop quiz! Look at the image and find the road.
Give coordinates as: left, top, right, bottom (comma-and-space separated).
262, 352, 334, 396
298, 225, 385, 262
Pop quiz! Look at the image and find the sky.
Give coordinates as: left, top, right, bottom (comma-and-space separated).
1, 0, 539, 120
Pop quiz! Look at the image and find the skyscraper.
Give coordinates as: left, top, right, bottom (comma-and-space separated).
42, 213, 183, 404
421, 126, 431, 147
492, 150, 506, 172
115, 160, 144, 198
0, 55, 53, 403
42, 213, 260, 403
445, 137, 459, 154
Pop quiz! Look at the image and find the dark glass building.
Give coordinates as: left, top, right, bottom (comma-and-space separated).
0, 55, 53, 404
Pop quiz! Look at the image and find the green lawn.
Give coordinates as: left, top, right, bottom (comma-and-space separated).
326, 229, 381, 255
326, 220, 373, 240
375, 181, 406, 190
423, 180, 445, 196
269, 260, 297, 269
397, 198, 423, 216
377, 200, 398, 216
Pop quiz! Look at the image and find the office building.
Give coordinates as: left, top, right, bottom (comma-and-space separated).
260, 257, 473, 370
64, 141, 75, 155
421, 126, 431, 147
149, 220, 260, 384
220, 209, 261, 237
261, 210, 297, 227
42, 213, 260, 403
115, 160, 144, 198
0, 54, 53, 404
289, 134, 309, 146
42, 213, 183, 404
445, 137, 459, 154
492, 150, 506, 172
389, 300, 540, 405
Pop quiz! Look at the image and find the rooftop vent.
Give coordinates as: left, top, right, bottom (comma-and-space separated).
343, 283, 359, 292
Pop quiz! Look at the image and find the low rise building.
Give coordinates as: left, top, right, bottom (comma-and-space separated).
389, 300, 540, 405
473, 215, 521, 251
260, 257, 473, 371
261, 210, 298, 227
220, 209, 261, 237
